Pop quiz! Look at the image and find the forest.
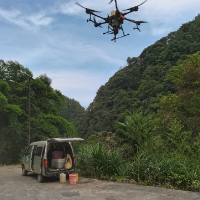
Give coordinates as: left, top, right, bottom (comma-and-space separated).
0, 62, 84, 163
1, 14, 200, 191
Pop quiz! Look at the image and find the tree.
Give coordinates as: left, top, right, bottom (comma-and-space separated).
114, 112, 155, 153
0, 61, 75, 164
154, 52, 200, 155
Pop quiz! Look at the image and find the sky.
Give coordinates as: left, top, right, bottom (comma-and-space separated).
0, 0, 200, 108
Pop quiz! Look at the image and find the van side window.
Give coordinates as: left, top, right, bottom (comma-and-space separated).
26, 146, 32, 155
35, 147, 43, 156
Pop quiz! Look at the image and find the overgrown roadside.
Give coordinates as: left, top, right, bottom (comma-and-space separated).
76, 143, 200, 192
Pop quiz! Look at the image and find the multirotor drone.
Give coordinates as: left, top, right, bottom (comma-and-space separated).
76, 0, 148, 42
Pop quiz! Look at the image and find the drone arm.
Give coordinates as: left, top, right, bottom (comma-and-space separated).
124, 17, 137, 24
98, 21, 108, 26
92, 13, 107, 21
122, 11, 136, 16
90, 20, 108, 27
122, 0, 148, 16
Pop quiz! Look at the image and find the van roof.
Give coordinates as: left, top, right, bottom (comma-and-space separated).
30, 141, 46, 146
30, 138, 84, 146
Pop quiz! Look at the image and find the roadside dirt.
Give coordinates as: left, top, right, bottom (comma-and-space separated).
0, 165, 200, 200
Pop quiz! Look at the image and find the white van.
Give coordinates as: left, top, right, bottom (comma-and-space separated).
21, 138, 83, 182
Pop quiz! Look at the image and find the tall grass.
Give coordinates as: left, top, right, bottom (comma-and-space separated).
76, 143, 123, 177
76, 143, 200, 191
118, 152, 200, 190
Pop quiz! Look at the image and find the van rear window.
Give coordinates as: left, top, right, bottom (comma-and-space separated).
35, 147, 43, 156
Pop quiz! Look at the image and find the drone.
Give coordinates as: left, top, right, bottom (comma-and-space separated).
76, 0, 148, 42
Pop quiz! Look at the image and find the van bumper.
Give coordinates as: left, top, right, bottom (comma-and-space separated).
44, 168, 75, 177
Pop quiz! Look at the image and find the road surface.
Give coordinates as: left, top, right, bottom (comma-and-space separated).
0, 165, 200, 200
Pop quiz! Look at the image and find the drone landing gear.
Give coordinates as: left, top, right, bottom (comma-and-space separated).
133, 25, 141, 32
111, 34, 130, 42
103, 25, 130, 42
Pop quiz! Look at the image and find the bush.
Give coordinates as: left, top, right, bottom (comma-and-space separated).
118, 152, 200, 191
76, 143, 123, 177
77, 143, 200, 191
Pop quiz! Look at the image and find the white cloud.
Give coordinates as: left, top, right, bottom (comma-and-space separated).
0, 7, 53, 30
27, 13, 54, 26
33, 70, 108, 107
9, 28, 125, 67
57, 0, 200, 36
1, 0, 200, 107
1, 0, 200, 35
44, 71, 104, 90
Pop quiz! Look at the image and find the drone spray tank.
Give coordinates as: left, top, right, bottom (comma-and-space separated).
111, 10, 116, 16
110, 10, 119, 27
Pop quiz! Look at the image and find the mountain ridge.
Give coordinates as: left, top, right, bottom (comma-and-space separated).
78, 14, 200, 138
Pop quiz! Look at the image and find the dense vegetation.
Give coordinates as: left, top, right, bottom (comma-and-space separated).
0, 61, 79, 164
58, 96, 85, 133
77, 52, 200, 191
78, 14, 200, 138
76, 14, 200, 191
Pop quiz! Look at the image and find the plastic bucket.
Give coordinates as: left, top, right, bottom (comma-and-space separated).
69, 174, 77, 185
60, 173, 66, 183
74, 173, 78, 182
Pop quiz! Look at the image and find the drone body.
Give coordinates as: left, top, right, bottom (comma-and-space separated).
76, 0, 148, 42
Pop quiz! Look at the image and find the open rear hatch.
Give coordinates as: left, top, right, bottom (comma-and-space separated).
46, 138, 84, 173
47, 138, 84, 143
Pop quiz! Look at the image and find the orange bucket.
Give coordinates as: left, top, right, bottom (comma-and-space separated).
69, 174, 76, 185
74, 173, 78, 182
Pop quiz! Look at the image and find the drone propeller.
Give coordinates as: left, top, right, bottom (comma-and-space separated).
124, 17, 147, 25
109, 0, 114, 4
108, 0, 119, 11
123, 0, 148, 12
76, 2, 101, 13
125, 17, 147, 32
93, 16, 103, 28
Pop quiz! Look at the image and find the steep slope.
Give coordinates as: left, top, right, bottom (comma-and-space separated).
79, 14, 200, 138
59, 96, 85, 132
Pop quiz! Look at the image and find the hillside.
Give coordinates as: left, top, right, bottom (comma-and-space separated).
78, 14, 200, 138
58, 96, 85, 132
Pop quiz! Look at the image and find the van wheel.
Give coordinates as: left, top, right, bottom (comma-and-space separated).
37, 174, 45, 183
22, 165, 27, 176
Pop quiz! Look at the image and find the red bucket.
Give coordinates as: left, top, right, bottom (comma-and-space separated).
69, 174, 77, 185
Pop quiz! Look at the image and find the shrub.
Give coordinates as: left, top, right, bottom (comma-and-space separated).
76, 143, 123, 177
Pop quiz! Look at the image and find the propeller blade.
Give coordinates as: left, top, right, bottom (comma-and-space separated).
123, 0, 148, 11
76, 2, 86, 9
109, 0, 114, 4
138, 0, 148, 6
76, 2, 101, 13
124, 17, 147, 25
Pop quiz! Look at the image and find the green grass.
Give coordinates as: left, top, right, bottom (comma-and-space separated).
76, 143, 200, 191
76, 143, 123, 177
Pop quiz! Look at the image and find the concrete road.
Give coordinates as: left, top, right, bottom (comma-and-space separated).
0, 165, 200, 200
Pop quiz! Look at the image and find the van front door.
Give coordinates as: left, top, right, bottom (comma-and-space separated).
24, 146, 32, 171
33, 146, 44, 174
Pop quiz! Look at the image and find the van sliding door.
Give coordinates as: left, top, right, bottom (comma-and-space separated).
33, 146, 44, 174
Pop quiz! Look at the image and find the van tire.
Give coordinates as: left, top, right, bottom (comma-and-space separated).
22, 165, 27, 176
37, 174, 45, 183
